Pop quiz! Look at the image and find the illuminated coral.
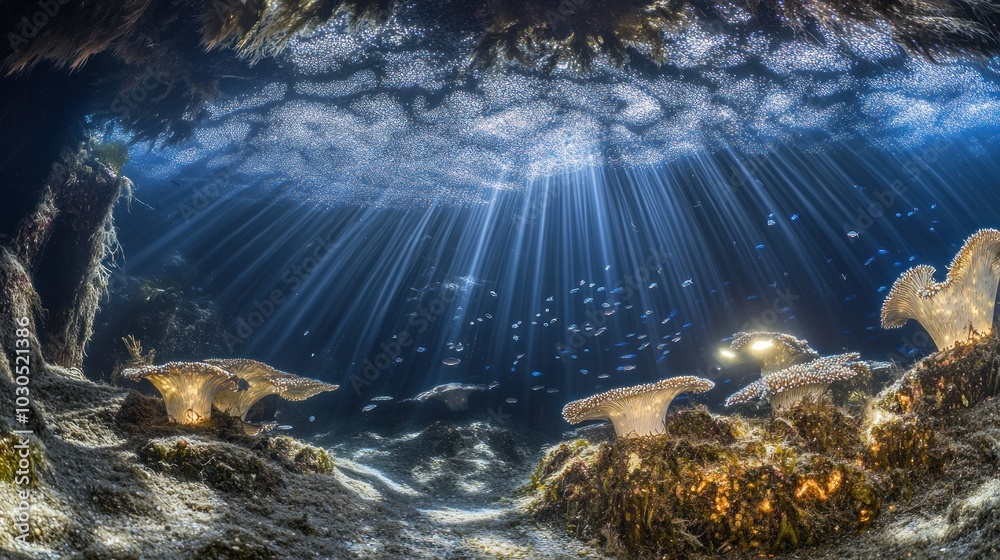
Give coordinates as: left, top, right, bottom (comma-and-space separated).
562, 376, 714, 438
881, 229, 1000, 351
122, 362, 240, 424
725, 353, 868, 410
723, 331, 819, 376
205, 358, 339, 420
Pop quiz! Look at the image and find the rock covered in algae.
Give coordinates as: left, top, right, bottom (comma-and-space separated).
531, 333, 1000, 558
530, 406, 881, 557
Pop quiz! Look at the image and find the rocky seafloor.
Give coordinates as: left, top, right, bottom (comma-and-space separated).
3, 338, 1000, 559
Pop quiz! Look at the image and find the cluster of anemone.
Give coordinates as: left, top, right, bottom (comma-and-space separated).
720, 331, 819, 376
562, 376, 714, 438
881, 229, 1000, 351
122, 359, 338, 426
723, 353, 869, 410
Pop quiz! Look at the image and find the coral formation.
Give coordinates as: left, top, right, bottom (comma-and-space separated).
881, 229, 1000, 351
533, 329, 1000, 558
205, 358, 339, 420
562, 376, 715, 438
724, 331, 819, 376
121, 362, 240, 424
402, 382, 488, 412
725, 353, 869, 411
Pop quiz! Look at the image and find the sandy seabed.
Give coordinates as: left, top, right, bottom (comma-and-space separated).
2, 366, 999, 559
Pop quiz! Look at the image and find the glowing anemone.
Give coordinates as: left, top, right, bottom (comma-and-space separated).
403, 382, 488, 411
881, 229, 1000, 351
724, 353, 868, 410
562, 376, 715, 438
205, 358, 339, 420
726, 331, 820, 376
121, 362, 240, 424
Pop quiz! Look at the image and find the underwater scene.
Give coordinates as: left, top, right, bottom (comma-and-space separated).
5, 1, 1000, 558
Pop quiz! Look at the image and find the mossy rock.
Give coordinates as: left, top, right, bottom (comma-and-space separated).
115, 391, 170, 430
532, 410, 881, 557
251, 436, 334, 474
0, 430, 46, 486
773, 401, 864, 458
661, 406, 738, 444
138, 437, 281, 494
882, 334, 1000, 415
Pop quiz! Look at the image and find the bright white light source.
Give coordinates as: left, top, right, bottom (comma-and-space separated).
719, 349, 738, 360
750, 340, 774, 352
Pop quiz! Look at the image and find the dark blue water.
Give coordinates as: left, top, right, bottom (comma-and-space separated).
88, 132, 1000, 434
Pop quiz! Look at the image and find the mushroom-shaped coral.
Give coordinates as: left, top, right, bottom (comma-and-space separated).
121, 362, 240, 424
205, 359, 339, 420
723, 331, 819, 376
881, 229, 1000, 351
562, 376, 715, 438
402, 382, 487, 411
725, 353, 869, 411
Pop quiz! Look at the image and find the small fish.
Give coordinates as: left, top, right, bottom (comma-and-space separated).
648, 282, 657, 288
681, 279, 694, 287
489, 381, 500, 389
490, 290, 498, 297
622, 364, 636, 371
767, 219, 776, 226
531, 371, 542, 377
790, 214, 799, 220
416, 346, 427, 352
532, 385, 544, 391
584, 297, 594, 303
877, 249, 889, 255
620, 354, 638, 359
598, 374, 610, 379
309, 416, 316, 422
594, 327, 607, 336
546, 296, 554, 302
362, 404, 377, 412
546, 388, 559, 393
755, 244, 766, 250
276, 425, 294, 430
864, 257, 875, 266
610, 287, 623, 294
847, 230, 860, 238
443, 357, 461, 366
372, 396, 394, 401
506, 398, 518, 404
570, 287, 580, 294
605, 265, 611, 270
